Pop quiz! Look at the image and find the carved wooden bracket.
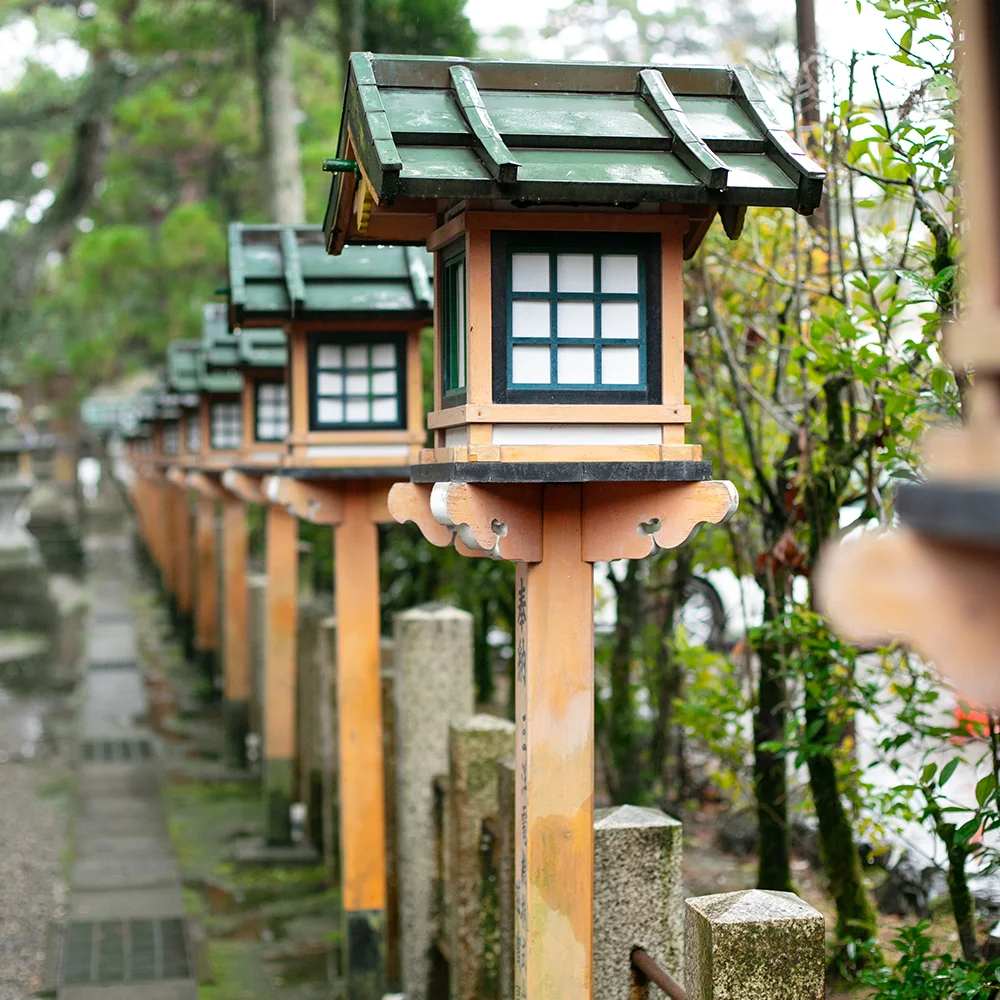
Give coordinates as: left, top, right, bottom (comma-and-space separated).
387, 483, 456, 548
186, 472, 226, 500
165, 466, 187, 488
819, 529, 1000, 706
581, 480, 738, 561
264, 476, 345, 525
389, 479, 737, 564
431, 483, 544, 561
221, 469, 266, 505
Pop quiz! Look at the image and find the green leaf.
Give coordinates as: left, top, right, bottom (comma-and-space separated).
976, 774, 996, 807
920, 762, 937, 785
939, 758, 961, 786
955, 818, 982, 844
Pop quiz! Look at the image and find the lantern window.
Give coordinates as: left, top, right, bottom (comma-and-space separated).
255, 382, 288, 442
209, 401, 242, 450
186, 414, 201, 454
162, 422, 180, 456
442, 245, 467, 402
309, 334, 406, 430
493, 233, 661, 405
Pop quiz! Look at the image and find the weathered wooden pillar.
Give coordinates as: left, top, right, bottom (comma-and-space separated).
333, 481, 387, 997
221, 495, 251, 767
194, 493, 219, 686
264, 502, 298, 844
248, 573, 268, 756
515, 484, 594, 1000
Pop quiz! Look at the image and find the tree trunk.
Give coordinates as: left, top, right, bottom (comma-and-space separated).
928, 806, 981, 963
795, 0, 820, 127
607, 561, 643, 804
652, 551, 692, 802
336, 0, 365, 84
805, 704, 878, 954
753, 573, 793, 892
253, 7, 306, 225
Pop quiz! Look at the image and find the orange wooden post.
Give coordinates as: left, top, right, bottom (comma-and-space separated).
222, 494, 251, 766
194, 493, 219, 686
264, 502, 299, 843
515, 485, 594, 1000
334, 481, 388, 980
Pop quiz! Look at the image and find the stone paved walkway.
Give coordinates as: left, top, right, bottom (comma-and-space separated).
59, 538, 195, 1000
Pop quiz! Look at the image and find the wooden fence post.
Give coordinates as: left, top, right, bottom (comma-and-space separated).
684, 890, 825, 1000
394, 604, 475, 1000
448, 715, 516, 1000
172, 485, 195, 660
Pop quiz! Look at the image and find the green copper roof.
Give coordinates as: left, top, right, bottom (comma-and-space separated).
200, 304, 242, 394
238, 327, 288, 369
226, 223, 433, 326
166, 340, 202, 397
323, 55, 825, 246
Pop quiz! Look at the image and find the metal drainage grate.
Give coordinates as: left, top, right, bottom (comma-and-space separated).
81, 739, 154, 763
88, 659, 138, 671
62, 919, 191, 985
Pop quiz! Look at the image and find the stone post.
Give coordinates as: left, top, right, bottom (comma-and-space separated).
381, 638, 401, 992
247, 573, 267, 751
594, 806, 683, 999
497, 757, 515, 1000
448, 715, 515, 1000
296, 600, 328, 847
394, 604, 475, 1000
684, 890, 825, 1000
320, 616, 340, 882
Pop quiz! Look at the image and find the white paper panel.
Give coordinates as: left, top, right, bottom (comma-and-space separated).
557, 346, 595, 384
371, 370, 397, 394
317, 399, 344, 423
372, 397, 398, 422
317, 344, 343, 367
372, 343, 396, 367
557, 254, 593, 292
512, 300, 550, 338
346, 373, 369, 395
316, 372, 343, 395
601, 301, 640, 339
346, 344, 369, 368
511, 345, 551, 384
601, 346, 640, 384
345, 399, 370, 422
601, 255, 639, 293
557, 301, 594, 338
511, 253, 549, 292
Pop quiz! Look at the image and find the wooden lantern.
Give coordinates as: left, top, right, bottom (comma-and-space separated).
222, 222, 434, 971
323, 54, 824, 999
236, 326, 289, 471
324, 55, 823, 483
165, 339, 203, 469
226, 223, 431, 472
197, 304, 244, 473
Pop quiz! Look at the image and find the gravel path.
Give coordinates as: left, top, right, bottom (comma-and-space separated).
0, 762, 66, 1000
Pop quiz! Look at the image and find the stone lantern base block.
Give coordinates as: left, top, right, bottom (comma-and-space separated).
684, 889, 825, 1000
